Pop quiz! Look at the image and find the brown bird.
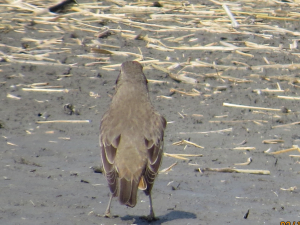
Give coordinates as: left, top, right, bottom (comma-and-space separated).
99, 61, 166, 221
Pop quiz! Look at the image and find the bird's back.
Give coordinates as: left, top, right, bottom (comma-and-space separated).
100, 61, 166, 208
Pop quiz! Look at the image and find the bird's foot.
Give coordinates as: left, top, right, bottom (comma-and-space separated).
102, 211, 118, 218
140, 214, 159, 222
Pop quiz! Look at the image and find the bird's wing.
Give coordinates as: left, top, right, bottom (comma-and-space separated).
144, 113, 167, 195
100, 112, 121, 197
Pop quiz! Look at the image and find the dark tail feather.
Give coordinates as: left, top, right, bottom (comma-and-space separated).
118, 178, 139, 207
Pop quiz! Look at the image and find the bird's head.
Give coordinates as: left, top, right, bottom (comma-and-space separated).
116, 61, 148, 87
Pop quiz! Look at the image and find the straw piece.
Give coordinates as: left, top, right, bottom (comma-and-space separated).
36, 120, 90, 123
172, 140, 204, 149
196, 167, 270, 175
280, 186, 297, 191
289, 155, 300, 158
159, 162, 178, 174
170, 88, 201, 96
179, 128, 232, 134
169, 73, 199, 84
268, 145, 299, 155
234, 157, 252, 166
272, 122, 300, 129
148, 79, 169, 84
235, 50, 254, 58
164, 153, 202, 160
262, 139, 284, 144
7, 93, 21, 100
253, 89, 285, 94
58, 137, 71, 140
277, 95, 300, 100
163, 154, 188, 160
22, 88, 69, 93
209, 120, 268, 124
30, 83, 49, 86
7, 142, 18, 146
223, 102, 283, 112
222, 4, 239, 28
156, 95, 172, 99
233, 147, 256, 151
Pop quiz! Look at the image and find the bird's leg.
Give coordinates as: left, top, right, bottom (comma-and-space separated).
103, 194, 118, 218
149, 192, 155, 219
141, 192, 158, 221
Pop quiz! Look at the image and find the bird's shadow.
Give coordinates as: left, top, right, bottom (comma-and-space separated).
121, 210, 197, 224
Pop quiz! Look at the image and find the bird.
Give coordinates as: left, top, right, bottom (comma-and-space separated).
99, 61, 166, 221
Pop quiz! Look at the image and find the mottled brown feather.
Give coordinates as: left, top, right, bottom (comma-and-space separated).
100, 61, 166, 208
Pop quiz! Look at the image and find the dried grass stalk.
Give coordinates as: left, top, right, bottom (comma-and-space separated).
233, 147, 256, 150
179, 128, 233, 134
268, 145, 299, 155
272, 122, 300, 129
170, 88, 201, 96
172, 140, 204, 148
223, 102, 282, 111
262, 139, 284, 144
36, 120, 90, 123
234, 157, 252, 166
196, 167, 270, 175
277, 95, 300, 100
22, 88, 69, 93
159, 162, 178, 174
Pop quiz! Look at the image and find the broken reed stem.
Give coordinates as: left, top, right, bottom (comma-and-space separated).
172, 140, 204, 148
159, 162, 178, 174
233, 147, 256, 150
272, 121, 300, 128
179, 127, 232, 134
277, 96, 300, 100
22, 88, 69, 93
234, 157, 252, 166
223, 102, 282, 111
36, 120, 90, 123
262, 139, 284, 144
197, 167, 270, 175
253, 89, 284, 93
164, 153, 203, 160
222, 4, 239, 28
170, 88, 201, 96
268, 145, 299, 155
210, 120, 268, 124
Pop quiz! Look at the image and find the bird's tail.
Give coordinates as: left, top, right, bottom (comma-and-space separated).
118, 177, 139, 207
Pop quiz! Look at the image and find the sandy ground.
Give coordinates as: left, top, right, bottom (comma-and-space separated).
1, 0, 300, 224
